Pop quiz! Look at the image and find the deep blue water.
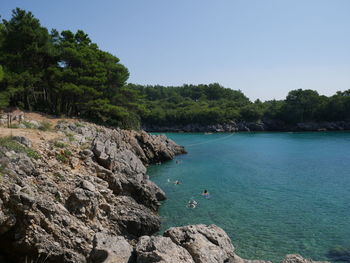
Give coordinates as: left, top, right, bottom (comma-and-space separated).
148, 132, 350, 262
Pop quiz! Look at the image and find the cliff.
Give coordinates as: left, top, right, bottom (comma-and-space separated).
0, 115, 328, 263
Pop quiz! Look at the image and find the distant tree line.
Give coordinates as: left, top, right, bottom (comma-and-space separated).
1, 8, 350, 129
131, 83, 350, 126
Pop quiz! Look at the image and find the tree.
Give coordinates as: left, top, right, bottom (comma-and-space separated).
282, 89, 321, 123
0, 8, 57, 111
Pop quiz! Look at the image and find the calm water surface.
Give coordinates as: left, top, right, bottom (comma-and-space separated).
148, 132, 350, 262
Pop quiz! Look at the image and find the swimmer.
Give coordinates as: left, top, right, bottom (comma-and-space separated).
187, 199, 198, 208
201, 189, 210, 199
201, 189, 209, 196
174, 180, 181, 185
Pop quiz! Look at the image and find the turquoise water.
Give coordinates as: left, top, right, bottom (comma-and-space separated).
148, 132, 350, 262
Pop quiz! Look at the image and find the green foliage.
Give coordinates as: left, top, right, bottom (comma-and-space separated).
64, 131, 75, 142
38, 121, 52, 131
0, 65, 4, 82
22, 121, 37, 129
133, 83, 350, 126
53, 171, 65, 181
0, 8, 139, 129
56, 152, 69, 163
56, 148, 72, 163
8, 124, 19, 128
53, 141, 66, 148
0, 164, 5, 177
132, 83, 254, 125
0, 136, 41, 159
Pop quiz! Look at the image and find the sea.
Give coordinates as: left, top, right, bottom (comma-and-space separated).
148, 132, 350, 263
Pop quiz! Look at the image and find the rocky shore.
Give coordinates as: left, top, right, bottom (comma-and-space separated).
0, 118, 329, 262
143, 120, 350, 133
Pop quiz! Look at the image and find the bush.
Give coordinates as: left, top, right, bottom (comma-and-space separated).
38, 121, 52, 131
22, 121, 36, 129
0, 137, 41, 159
53, 141, 66, 148
8, 124, 19, 128
56, 149, 72, 163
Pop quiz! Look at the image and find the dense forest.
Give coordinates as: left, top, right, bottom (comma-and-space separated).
0, 8, 143, 128
132, 83, 350, 127
1, 8, 350, 129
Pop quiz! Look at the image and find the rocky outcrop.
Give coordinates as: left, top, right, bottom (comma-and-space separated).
90, 233, 134, 263
164, 224, 235, 263
133, 225, 325, 263
143, 120, 350, 132
0, 121, 185, 262
135, 236, 194, 263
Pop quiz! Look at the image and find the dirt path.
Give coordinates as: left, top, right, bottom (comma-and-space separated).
0, 128, 61, 147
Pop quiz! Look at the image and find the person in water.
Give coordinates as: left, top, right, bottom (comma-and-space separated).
201, 189, 209, 196
175, 180, 181, 185
187, 199, 197, 208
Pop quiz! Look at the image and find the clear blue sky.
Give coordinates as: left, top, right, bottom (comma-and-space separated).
1, 0, 349, 101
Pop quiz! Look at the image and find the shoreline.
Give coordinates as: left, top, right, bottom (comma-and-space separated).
143, 120, 350, 133
0, 115, 332, 263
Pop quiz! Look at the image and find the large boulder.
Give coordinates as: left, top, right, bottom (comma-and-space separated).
164, 224, 235, 263
90, 232, 133, 263
135, 235, 195, 263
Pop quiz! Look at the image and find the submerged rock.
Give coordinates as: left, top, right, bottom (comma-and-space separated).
281, 254, 329, 263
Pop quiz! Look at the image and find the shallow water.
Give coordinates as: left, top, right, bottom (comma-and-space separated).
148, 132, 350, 262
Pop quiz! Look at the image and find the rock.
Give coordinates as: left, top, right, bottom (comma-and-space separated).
232, 254, 271, 263
164, 224, 235, 263
135, 235, 195, 263
11, 153, 37, 177
66, 187, 98, 220
12, 136, 32, 148
81, 180, 96, 192
90, 232, 133, 263
115, 196, 161, 236
281, 254, 329, 263
28, 120, 40, 128
70, 157, 80, 169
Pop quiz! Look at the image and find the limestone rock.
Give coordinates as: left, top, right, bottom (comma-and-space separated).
164, 224, 235, 263
135, 235, 194, 263
90, 232, 133, 263
12, 136, 32, 147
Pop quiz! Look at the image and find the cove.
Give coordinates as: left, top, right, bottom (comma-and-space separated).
148, 132, 350, 262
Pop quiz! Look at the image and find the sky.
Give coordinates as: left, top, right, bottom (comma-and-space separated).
1, 0, 350, 101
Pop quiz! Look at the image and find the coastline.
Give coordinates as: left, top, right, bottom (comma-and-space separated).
0, 115, 331, 263
143, 120, 350, 133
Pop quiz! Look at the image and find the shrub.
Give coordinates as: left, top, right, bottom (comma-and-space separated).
0, 136, 41, 160
38, 121, 52, 131
8, 124, 19, 128
22, 121, 36, 129
56, 149, 72, 163
75, 122, 85, 127
53, 141, 66, 148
